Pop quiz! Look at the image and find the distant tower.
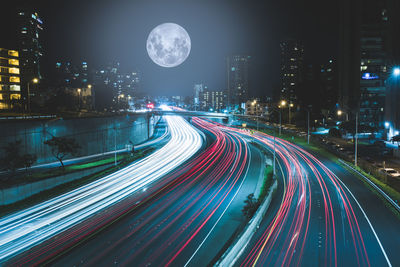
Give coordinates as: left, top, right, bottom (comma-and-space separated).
280, 39, 304, 103
227, 55, 250, 110
17, 7, 44, 104
193, 84, 204, 111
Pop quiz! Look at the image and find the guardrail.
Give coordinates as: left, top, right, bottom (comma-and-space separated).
339, 159, 400, 213
0, 115, 57, 120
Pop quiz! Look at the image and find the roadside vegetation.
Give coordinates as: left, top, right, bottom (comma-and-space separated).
245, 121, 400, 218
0, 147, 155, 216
242, 164, 274, 219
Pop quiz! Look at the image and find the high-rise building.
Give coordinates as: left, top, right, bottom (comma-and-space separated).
320, 59, 338, 112
338, 0, 361, 115
199, 89, 226, 111
227, 55, 250, 110
193, 83, 204, 110
0, 48, 21, 110
383, 0, 400, 139
358, 0, 390, 129
93, 62, 140, 109
17, 8, 44, 104
280, 39, 304, 103
338, 0, 400, 135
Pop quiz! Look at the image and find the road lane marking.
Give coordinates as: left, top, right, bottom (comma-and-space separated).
331, 171, 392, 267
184, 135, 251, 267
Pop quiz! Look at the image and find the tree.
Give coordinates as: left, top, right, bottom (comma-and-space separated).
242, 193, 259, 219
21, 154, 37, 172
0, 140, 37, 172
44, 137, 81, 168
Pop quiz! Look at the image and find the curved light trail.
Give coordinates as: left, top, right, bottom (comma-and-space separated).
10, 117, 251, 266
0, 115, 202, 263
211, 122, 390, 267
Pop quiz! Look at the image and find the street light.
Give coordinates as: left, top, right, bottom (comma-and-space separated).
337, 109, 349, 121
26, 78, 39, 114
393, 67, 400, 77
355, 112, 359, 167
77, 88, 81, 110
289, 103, 294, 124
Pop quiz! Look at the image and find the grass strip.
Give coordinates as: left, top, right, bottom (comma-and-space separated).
0, 148, 154, 217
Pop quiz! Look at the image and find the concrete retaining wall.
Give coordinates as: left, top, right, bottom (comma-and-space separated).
0, 113, 159, 165
0, 163, 114, 205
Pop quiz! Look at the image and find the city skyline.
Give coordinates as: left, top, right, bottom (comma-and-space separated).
1, 0, 339, 97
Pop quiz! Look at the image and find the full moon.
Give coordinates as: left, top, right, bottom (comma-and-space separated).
146, 23, 191, 68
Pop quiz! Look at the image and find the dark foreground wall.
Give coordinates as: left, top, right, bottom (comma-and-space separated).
0, 113, 159, 164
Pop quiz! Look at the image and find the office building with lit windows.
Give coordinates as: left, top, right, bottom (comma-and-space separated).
227, 55, 250, 110
199, 89, 226, 111
17, 8, 44, 103
280, 39, 304, 103
0, 48, 21, 110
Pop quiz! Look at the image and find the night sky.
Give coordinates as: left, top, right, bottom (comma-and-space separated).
1, 0, 339, 97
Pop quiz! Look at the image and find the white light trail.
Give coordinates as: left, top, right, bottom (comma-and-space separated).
0, 115, 202, 262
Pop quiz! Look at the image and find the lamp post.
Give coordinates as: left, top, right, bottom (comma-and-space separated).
307, 110, 310, 144
26, 78, 39, 114
77, 88, 81, 110
289, 102, 294, 124
273, 126, 276, 177
252, 100, 259, 131
279, 100, 286, 135
355, 112, 358, 167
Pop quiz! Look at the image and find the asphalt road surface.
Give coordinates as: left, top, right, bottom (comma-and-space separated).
221, 126, 400, 267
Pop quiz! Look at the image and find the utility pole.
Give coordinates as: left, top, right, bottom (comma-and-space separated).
273, 129, 276, 177
256, 116, 259, 131
307, 110, 310, 144
355, 112, 358, 167
279, 110, 282, 135
114, 123, 117, 166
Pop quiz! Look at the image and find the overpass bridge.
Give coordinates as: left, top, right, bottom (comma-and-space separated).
151, 110, 230, 119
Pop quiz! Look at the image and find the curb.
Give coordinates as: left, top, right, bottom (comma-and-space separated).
216, 179, 278, 267
339, 159, 400, 213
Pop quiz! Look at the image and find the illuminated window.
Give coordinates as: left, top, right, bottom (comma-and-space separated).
9, 59, 19, 66
8, 50, 19, 57
9, 68, 20, 74
10, 85, 21, 91
10, 76, 20, 83
10, 94, 21, 100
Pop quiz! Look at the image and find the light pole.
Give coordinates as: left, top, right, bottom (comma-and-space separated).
26, 78, 39, 114
279, 100, 286, 135
273, 127, 276, 177
289, 102, 294, 124
337, 109, 349, 122
251, 100, 259, 131
355, 112, 358, 167
77, 88, 81, 110
307, 110, 310, 144
114, 123, 117, 166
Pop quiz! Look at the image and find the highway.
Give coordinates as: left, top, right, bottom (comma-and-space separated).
218, 125, 400, 266
0, 115, 202, 264
9, 117, 263, 266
